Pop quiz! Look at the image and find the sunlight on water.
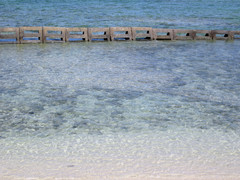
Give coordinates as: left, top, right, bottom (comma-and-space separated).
1, 0, 240, 178
0, 41, 240, 178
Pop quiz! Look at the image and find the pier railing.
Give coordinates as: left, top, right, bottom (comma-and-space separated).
0, 27, 239, 43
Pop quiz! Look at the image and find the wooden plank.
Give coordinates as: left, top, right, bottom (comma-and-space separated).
20, 27, 43, 43
0, 27, 19, 44
66, 27, 88, 42
173, 29, 195, 40
110, 27, 132, 41
43, 27, 66, 43
153, 29, 173, 40
88, 28, 110, 41
132, 27, 153, 40
193, 30, 212, 40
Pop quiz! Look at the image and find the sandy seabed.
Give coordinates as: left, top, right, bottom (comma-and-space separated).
1, 129, 240, 180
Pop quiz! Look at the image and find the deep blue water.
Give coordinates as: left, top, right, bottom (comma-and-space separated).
0, 0, 240, 30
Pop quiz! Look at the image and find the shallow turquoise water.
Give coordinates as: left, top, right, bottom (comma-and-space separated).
1, 0, 240, 178
1, 41, 240, 138
0, 41, 240, 178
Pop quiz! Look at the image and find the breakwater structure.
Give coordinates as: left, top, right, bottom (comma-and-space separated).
0, 27, 240, 44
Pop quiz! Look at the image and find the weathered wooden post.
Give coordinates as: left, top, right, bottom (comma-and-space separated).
20, 27, 43, 43
66, 27, 88, 42
0, 27, 20, 44
43, 27, 66, 43
132, 27, 153, 40
88, 28, 110, 41
153, 29, 173, 40
110, 27, 132, 41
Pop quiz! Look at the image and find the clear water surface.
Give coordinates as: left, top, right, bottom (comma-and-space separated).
0, 0, 240, 179
0, 0, 240, 30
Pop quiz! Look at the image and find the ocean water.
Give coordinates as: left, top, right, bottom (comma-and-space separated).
1, 0, 240, 179
0, 0, 240, 30
1, 41, 240, 179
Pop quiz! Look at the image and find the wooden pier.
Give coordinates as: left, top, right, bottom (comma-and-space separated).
0, 27, 239, 44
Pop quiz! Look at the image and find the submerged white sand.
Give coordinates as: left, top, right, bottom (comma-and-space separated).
1, 127, 240, 179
